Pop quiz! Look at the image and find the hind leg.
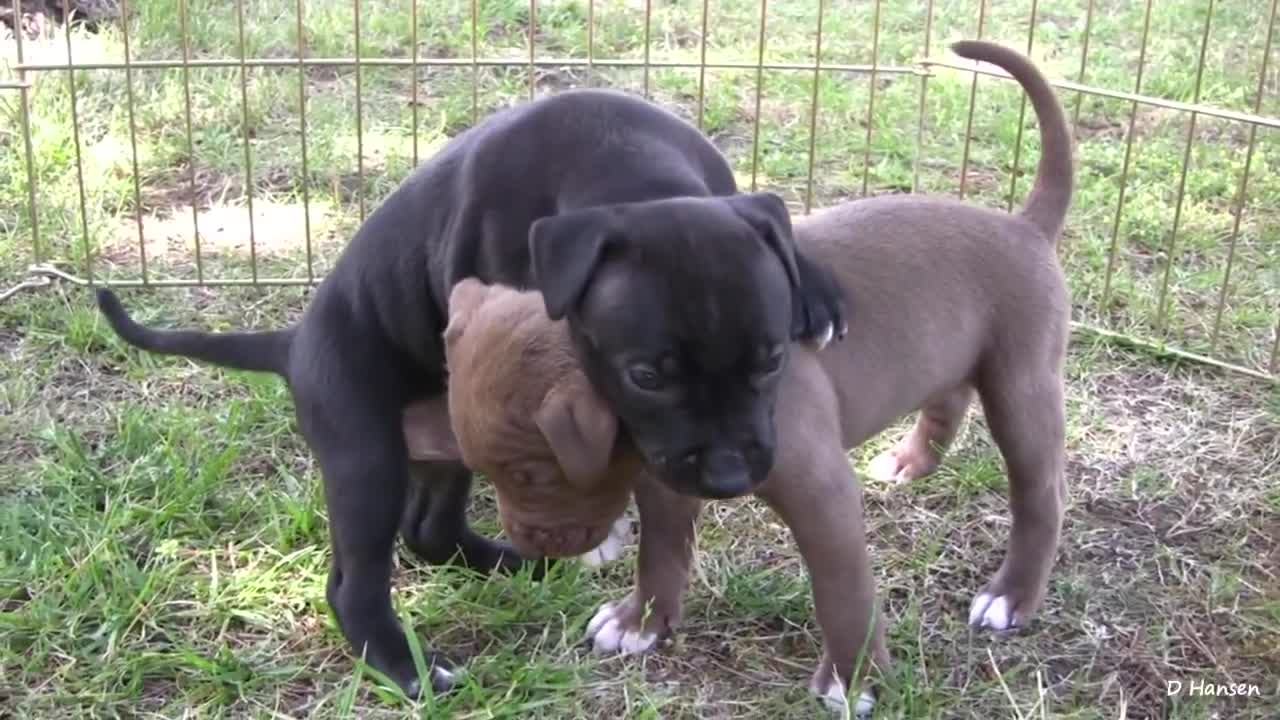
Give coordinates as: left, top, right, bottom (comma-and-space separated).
867, 385, 974, 483
968, 368, 1066, 631
401, 462, 547, 576
297, 387, 457, 697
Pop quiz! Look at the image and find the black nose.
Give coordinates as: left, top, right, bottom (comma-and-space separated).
696, 448, 753, 499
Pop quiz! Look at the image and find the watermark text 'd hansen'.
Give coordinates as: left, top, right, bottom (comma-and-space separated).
1166, 679, 1261, 698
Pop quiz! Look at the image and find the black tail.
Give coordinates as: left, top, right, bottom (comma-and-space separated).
96, 288, 293, 376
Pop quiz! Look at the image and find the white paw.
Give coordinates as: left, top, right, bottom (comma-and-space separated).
968, 592, 1015, 630
406, 664, 463, 697
805, 322, 836, 351
577, 516, 634, 569
855, 691, 875, 718
585, 602, 658, 655
431, 665, 458, 686
811, 674, 876, 718
866, 450, 908, 483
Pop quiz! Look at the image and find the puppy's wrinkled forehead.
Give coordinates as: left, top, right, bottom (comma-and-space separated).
583, 208, 793, 368
445, 287, 578, 453
448, 294, 575, 383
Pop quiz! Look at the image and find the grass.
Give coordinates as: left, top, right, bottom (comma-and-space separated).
1, 0, 1278, 717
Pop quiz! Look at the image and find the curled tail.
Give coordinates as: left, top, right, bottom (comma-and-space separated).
951, 40, 1074, 240
96, 288, 294, 377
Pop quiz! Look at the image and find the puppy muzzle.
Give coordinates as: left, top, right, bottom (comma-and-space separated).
494, 483, 633, 558
660, 445, 770, 499
505, 521, 613, 558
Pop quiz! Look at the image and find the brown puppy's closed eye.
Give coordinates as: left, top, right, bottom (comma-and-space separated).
534, 377, 617, 489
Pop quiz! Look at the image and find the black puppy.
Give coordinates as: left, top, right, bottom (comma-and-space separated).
95, 88, 846, 696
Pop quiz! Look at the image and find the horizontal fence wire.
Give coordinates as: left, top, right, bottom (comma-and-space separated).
14, 56, 920, 74
3, 0, 1277, 380
14, 54, 1276, 129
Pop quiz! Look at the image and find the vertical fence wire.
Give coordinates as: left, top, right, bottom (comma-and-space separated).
119, 0, 148, 283
1071, 0, 1096, 134
749, 0, 768, 191
1005, 0, 1040, 212
642, 0, 652, 98
179, 0, 202, 284
957, 0, 988, 200
411, 0, 419, 167
1100, 0, 1155, 314
803, 0, 827, 214
235, 0, 259, 283
296, 0, 314, 281
1211, 0, 1276, 355
586, 0, 595, 86
470, 0, 478, 122
353, 0, 366, 223
911, 0, 937, 193
1154, 0, 1216, 337
13, 0, 42, 266
696, 0, 710, 130
62, 0, 93, 283
860, 0, 881, 197
527, 0, 536, 99
1272, 311, 1280, 375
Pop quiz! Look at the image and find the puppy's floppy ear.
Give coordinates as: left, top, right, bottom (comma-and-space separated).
444, 277, 491, 346
529, 208, 620, 320
725, 191, 849, 345
402, 395, 462, 462
534, 377, 618, 489
723, 191, 800, 288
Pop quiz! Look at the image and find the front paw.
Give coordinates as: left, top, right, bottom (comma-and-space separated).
584, 593, 673, 655
577, 516, 636, 569
809, 668, 876, 719
792, 252, 849, 350
393, 651, 465, 700
406, 662, 464, 698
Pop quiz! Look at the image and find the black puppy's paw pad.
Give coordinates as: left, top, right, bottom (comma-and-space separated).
430, 664, 464, 693
403, 663, 464, 699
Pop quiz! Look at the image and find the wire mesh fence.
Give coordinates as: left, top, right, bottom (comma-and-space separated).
1, 0, 1277, 380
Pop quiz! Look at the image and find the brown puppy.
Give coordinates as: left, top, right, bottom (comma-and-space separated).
402, 280, 640, 565
406, 39, 1073, 716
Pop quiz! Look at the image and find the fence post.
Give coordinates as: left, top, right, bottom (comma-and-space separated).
12, 0, 43, 265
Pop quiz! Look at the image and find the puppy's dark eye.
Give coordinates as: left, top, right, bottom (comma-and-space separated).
759, 347, 785, 375
628, 364, 663, 391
